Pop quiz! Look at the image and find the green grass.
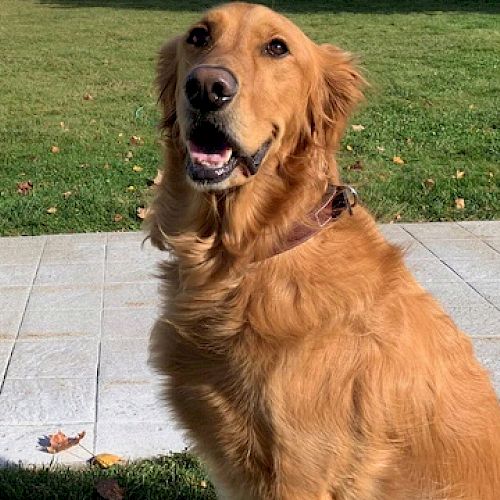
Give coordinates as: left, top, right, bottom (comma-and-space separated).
0, 452, 216, 499
0, 0, 498, 236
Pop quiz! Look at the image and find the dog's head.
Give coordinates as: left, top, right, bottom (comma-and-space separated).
157, 2, 364, 192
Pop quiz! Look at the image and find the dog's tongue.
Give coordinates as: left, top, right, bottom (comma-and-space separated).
188, 141, 232, 167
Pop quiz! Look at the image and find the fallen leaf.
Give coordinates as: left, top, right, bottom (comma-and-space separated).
489, 172, 494, 178
83, 92, 94, 101
51, 145, 60, 154
46, 430, 86, 454
455, 170, 465, 179
351, 124, 365, 132
125, 151, 133, 159
103, 163, 111, 169
126, 185, 136, 192
132, 165, 143, 173
392, 156, 405, 165
468, 104, 475, 110
200, 480, 207, 488
423, 178, 435, 189
95, 478, 125, 500
153, 169, 163, 185
348, 160, 363, 171
17, 181, 33, 195
406, 138, 412, 145
346, 144, 353, 151
113, 214, 123, 223
394, 213, 402, 221
46, 207, 58, 215
92, 453, 123, 469
376, 146, 385, 152
130, 135, 143, 146
59, 121, 66, 129
118, 133, 123, 138
62, 191, 72, 199
136, 207, 148, 220
455, 198, 465, 209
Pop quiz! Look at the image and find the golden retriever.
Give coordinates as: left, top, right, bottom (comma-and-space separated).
148, 3, 500, 498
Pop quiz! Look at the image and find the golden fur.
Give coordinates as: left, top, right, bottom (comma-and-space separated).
148, 3, 500, 498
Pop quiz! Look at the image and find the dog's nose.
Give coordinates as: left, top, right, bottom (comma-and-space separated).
185, 65, 238, 112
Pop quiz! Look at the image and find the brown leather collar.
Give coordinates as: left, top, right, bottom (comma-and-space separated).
269, 184, 358, 259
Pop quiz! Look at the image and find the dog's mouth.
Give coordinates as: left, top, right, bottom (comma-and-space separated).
186, 122, 270, 185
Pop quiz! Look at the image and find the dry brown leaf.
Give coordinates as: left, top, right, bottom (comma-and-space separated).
46, 430, 86, 454
393, 213, 402, 221
17, 181, 33, 195
423, 178, 435, 189
113, 214, 123, 223
132, 165, 143, 173
130, 135, 143, 146
136, 207, 148, 220
83, 93, 94, 101
455, 170, 465, 179
93, 453, 123, 469
455, 198, 465, 209
348, 160, 363, 171
62, 191, 72, 199
392, 156, 405, 165
95, 478, 125, 500
51, 145, 60, 154
153, 169, 163, 185
46, 207, 58, 215
351, 124, 365, 132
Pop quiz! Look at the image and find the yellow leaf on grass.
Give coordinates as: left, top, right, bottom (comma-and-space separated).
455, 170, 465, 179
392, 156, 404, 165
126, 185, 136, 192
93, 453, 123, 469
62, 191, 72, 199
51, 145, 60, 154
132, 165, 143, 173
423, 178, 435, 188
351, 124, 365, 132
346, 145, 353, 151
46, 207, 57, 214
455, 198, 465, 209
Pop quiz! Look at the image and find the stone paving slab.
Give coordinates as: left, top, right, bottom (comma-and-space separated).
0, 221, 498, 466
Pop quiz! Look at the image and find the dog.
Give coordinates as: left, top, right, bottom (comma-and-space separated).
147, 3, 500, 498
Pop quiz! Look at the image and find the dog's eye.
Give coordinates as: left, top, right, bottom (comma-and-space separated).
187, 26, 211, 48
265, 38, 289, 58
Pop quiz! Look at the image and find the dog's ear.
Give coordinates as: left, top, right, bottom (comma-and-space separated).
156, 36, 181, 132
307, 44, 365, 151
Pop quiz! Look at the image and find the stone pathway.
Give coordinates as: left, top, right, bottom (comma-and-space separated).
0, 221, 498, 466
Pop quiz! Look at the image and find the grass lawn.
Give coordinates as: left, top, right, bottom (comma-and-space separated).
0, 452, 216, 499
0, 0, 498, 236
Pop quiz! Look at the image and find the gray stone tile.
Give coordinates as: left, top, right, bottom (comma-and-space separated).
35, 262, 104, 286
7, 339, 98, 379
0, 245, 43, 265
447, 303, 500, 337
406, 258, 462, 284
0, 424, 94, 466
102, 308, 157, 339
0, 341, 14, 381
103, 283, 160, 309
99, 338, 154, 382
400, 240, 435, 261
468, 281, 500, 309
106, 231, 146, 243
95, 422, 187, 459
98, 380, 166, 423
105, 260, 158, 284
378, 223, 414, 243
403, 222, 476, 240
41, 243, 105, 265
485, 239, 500, 253
44, 233, 106, 246
0, 378, 95, 424
19, 309, 101, 340
0, 309, 25, 340
457, 221, 500, 239
0, 235, 46, 248
446, 257, 500, 282
472, 339, 500, 397
0, 264, 37, 286
106, 239, 165, 263
27, 285, 102, 311
422, 281, 488, 313
422, 239, 499, 261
